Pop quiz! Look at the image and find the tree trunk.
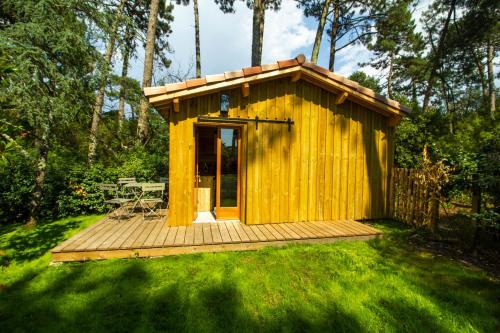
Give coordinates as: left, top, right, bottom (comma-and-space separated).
471, 48, 489, 110
311, 0, 332, 64
251, 0, 265, 67
118, 29, 132, 132
328, 4, 340, 72
387, 51, 394, 99
411, 79, 417, 106
422, 0, 455, 112
137, 0, 160, 143
27, 108, 53, 227
487, 39, 496, 120
194, 0, 201, 78
88, 0, 126, 164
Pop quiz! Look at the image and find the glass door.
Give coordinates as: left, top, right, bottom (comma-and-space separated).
216, 127, 240, 220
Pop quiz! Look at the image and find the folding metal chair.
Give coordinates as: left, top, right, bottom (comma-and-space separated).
159, 177, 169, 208
138, 183, 166, 219
118, 177, 136, 185
99, 183, 133, 220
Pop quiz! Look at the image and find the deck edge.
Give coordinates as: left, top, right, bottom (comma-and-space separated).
51, 234, 382, 262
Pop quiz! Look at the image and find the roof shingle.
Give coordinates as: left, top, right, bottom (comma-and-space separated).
144, 54, 411, 114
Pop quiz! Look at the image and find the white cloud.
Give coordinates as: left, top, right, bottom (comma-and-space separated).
262, 1, 316, 63
335, 43, 381, 79
128, 0, 315, 82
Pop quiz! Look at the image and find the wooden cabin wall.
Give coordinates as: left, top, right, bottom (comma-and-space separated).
168, 78, 394, 226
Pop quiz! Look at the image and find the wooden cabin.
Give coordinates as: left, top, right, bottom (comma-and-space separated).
144, 55, 410, 226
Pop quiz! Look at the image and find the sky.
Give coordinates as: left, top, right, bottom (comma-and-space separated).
127, 0, 384, 85
124, 0, 497, 90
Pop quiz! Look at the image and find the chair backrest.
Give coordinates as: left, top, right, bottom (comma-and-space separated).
141, 183, 165, 194
159, 177, 168, 184
99, 183, 117, 198
100, 183, 117, 191
118, 177, 136, 185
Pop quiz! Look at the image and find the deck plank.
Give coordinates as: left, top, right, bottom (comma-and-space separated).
347, 220, 379, 233
74, 221, 119, 251
202, 224, 213, 244
303, 222, 335, 238
153, 224, 171, 247
263, 224, 286, 240
336, 220, 369, 235
272, 224, 294, 240
52, 213, 382, 262
241, 224, 259, 242
61, 219, 111, 251
107, 217, 145, 249
232, 222, 251, 242
53, 218, 108, 251
86, 222, 125, 250
174, 226, 187, 245
247, 225, 267, 241
143, 220, 165, 247
289, 222, 317, 238
121, 222, 150, 249
164, 226, 178, 246
218, 223, 232, 243
193, 224, 204, 245
132, 221, 158, 248
210, 224, 223, 244
184, 225, 195, 245
225, 223, 241, 242
316, 221, 345, 236
279, 224, 302, 239
101, 215, 142, 249
255, 224, 275, 240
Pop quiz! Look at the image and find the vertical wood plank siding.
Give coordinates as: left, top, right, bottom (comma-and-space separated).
168, 78, 393, 226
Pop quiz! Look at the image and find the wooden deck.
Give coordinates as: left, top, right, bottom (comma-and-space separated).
51, 210, 381, 262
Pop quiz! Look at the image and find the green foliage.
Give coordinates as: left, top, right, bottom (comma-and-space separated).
394, 108, 448, 168
348, 71, 382, 93
396, 110, 500, 229
54, 145, 168, 218
0, 153, 34, 223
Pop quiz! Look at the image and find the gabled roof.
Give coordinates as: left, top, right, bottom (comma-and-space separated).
144, 54, 411, 117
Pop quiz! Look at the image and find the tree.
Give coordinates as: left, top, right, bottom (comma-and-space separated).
137, 0, 160, 143
0, 0, 98, 225
348, 71, 382, 93
88, 0, 127, 164
118, 26, 133, 131
176, 0, 201, 78
421, 0, 456, 112
364, 0, 421, 98
137, 0, 174, 143
117, 0, 174, 132
310, 0, 332, 63
486, 39, 496, 120
296, 0, 383, 71
216, 0, 282, 66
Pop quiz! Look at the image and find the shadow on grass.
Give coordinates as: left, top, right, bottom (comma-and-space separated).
0, 261, 366, 333
0, 216, 98, 266
0, 219, 498, 333
368, 220, 500, 332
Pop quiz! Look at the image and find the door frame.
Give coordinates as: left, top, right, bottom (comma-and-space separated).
215, 126, 241, 220
194, 123, 243, 221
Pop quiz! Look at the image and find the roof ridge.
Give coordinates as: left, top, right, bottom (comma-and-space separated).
144, 54, 411, 114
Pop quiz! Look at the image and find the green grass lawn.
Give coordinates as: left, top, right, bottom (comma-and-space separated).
1, 217, 499, 333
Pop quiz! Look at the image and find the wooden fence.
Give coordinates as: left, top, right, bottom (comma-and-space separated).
390, 168, 439, 230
